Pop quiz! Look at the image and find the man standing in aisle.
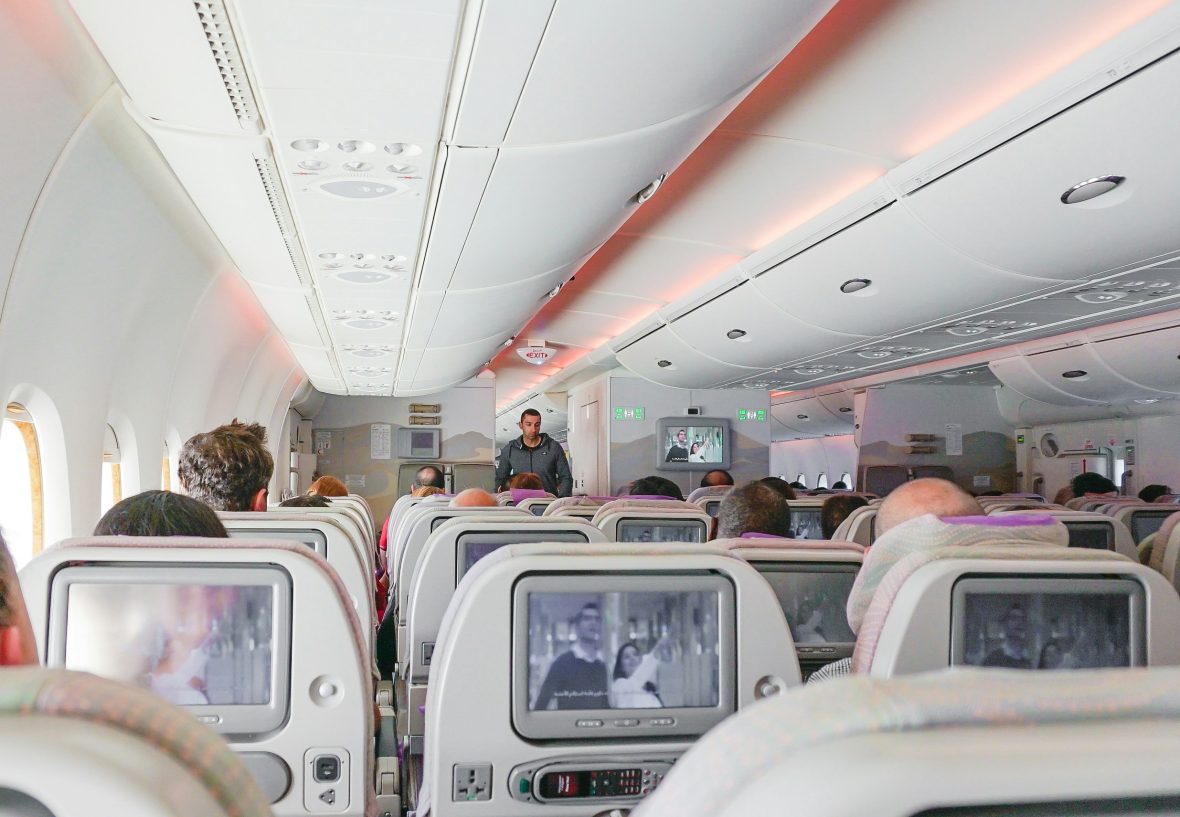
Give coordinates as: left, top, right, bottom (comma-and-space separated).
495, 408, 572, 497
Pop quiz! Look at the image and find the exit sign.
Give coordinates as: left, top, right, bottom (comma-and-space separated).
738, 409, 767, 422
613, 406, 645, 421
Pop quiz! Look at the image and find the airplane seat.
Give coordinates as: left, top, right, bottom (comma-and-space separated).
861, 465, 908, 497
992, 509, 1136, 559
542, 496, 613, 520
494, 491, 515, 506
631, 667, 1180, 817
835, 515, 1180, 677
399, 518, 609, 748
311, 499, 375, 555
723, 541, 864, 678
784, 499, 828, 540
20, 537, 375, 816
832, 504, 877, 547
1154, 494, 1180, 504
514, 495, 557, 517
1064, 497, 1091, 510
1149, 516, 1180, 590
1111, 505, 1180, 546
1139, 532, 1157, 565
0, 667, 273, 817
219, 511, 377, 642
417, 543, 801, 816
909, 465, 954, 481
591, 500, 713, 544
686, 485, 731, 505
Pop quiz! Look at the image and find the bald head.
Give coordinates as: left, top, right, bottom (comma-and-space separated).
451, 488, 498, 508
876, 478, 983, 536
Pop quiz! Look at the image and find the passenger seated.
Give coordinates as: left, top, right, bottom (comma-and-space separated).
1052, 485, 1075, 505
875, 478, 984, 536
0, 533, 37, 666
1140, 483, 1171, 503
94, 490, 229, 537
700, 469, 734, 488
177, 419, 272, 512
630, 475, 685, 500
1071, 471, 1118, 499
278, 494, 331, 508
821, 494, 869, 539
450, 488, 498, 508
717, 482, 792, 539
308, 474, 348, 497
830, 480, 848, 490
508, 472, 545, 490
760, 476, 797, 501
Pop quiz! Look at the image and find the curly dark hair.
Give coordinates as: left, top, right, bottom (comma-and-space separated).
177, 419, 273, 511
95, 490, 229, 537
279, 494, 332, 508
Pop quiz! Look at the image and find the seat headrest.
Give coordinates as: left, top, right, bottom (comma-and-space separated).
542, 496, 612, 516
712, 536, 864, 553
1149, 511, 1180, 572
0, 667, 271, 817
686, 486, 733, 503
847, 513, 1068, 633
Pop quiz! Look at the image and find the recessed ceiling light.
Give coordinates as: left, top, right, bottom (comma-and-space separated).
947, 326, 989, 337
384, 142, 422, 156
635, 174, 667, 204
726, 329, 747, 340
656, 359, 673, 368
337, 139, 375, 154
840, 278, 872, 294
343, 345, 395, 358
795, 367, 824, 376
1075, 291, 1127, 304
1061, 370, 1088, 379
343, 161, 373, 172
291, 138, 328, 152
548, 283, 564, 298
1060, 175, 1125, 205
298, 159, 328, 171
858, 350, 892, 359
350, 253, 373, 262
838, 407, 852, 413
1134, 398, 1160, 404
380, 254, 405, 263
796, 414, 809, 420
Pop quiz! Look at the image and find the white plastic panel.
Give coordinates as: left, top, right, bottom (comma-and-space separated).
752, 204, 1059, 336
771, 397, 851, 438
568, 233, 745, 304
1090, 326, 1180, 395
670, 282, 867, 368
614, 326, 759, 388
504, 0, 836, 144
904, 49, 1180, 280
287, 345, 338, 382
68, 0, 245, 130
990, 356, 1107, 406
429, 263, 575, 347
248, 286, 323, 349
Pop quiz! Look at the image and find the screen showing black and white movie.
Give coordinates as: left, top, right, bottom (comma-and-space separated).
703, 499, 722, 519
1131, 511, 1172, 544
789, 508, 824, 541
526, 590, 720, 711
1064, 522, 1113, 551
63, 583, 275, 706
617, 520, 706, 544
952, 579, 1143, 670
661, 425, 725, 465
759, 565, 857, 645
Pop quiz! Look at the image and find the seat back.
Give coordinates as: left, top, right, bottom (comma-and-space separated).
725, 541, 863, 675
220, 511, 376, 638
592, 500, 712, 544
831, 503, 877, 546
632, 668, 1180, 817
861, 465, 908, 496
543, 496, 612, 520
422, 544, 801, 816
784, 499, 827, 540
909, 465, 953, 481
0, 667, 273, 817
516, 497, 556, 516
451, 462, 496, 493
21, 537, 373, 816
1111, 504, 1179, 544
993, 509, 1136, 559
686, 485, 731, 505
328, 496, 376, 549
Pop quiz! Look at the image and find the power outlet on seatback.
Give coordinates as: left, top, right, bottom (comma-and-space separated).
453, 764, 492, 802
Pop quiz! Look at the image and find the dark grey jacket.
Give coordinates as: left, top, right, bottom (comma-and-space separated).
495, 433, 572, 497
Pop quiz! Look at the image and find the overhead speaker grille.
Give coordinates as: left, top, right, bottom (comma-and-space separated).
252, 156, 313, 289
193, 0, 260, 129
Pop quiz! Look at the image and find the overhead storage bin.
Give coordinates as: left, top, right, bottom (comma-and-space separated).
615, 326, 760, 388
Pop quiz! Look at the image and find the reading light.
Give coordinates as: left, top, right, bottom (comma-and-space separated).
657, 360, 673, 368
635, 174, 667, 204
384, 142, 423, 156
1061, 370, 1088, 379
337, 140, 374, 154
726, 329, 747, 340
840, 278, 871, 294
1060, 175, 1125, 204
291, 138, 327, 152
387, 163, 417, 174
298, 159, 328, 171
342, 161, 373, 172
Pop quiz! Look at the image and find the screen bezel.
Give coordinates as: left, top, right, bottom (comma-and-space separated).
654, 417, 732, 472
1062, 521, 1114, 551
512, 572, 736, 741
47, 563, 293, 738
615, 518, 707, 544
227, 527, 327, 556
756, 562, 859, 659
455, 529, 591, 584
788, 507, 824, 541
949, 575, 1146, 669
1130, 511, 1172, 544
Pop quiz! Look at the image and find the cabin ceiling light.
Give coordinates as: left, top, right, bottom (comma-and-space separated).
319, 252, 346, 261
1061, 370, 1089, 379
337, 139, 375, 154
656, 359, 673, 368
858, 349, 892, 359
838, 406, 853, 413
726, 329, 747, 340
291, 138, 328, 152
1134, 398, 1160, 404
635, 174, 667, 204
1075, 290, 1127, 303
387, 163, 417, 174
503, 337, 515, 348
796, 414, 809, 420
1060, 175, 1125, 205
840, 278, 872, 294
298, 159, 328, 171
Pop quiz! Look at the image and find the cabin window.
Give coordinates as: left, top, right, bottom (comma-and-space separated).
161, 441, 171, 491
840, 472, 853, 488
101, 424, 122, 515
817, 472, 829, 489
0, 403, 43, 569
795, 473, 808, 488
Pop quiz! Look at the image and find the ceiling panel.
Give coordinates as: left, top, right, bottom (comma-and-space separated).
564, 234, 744, 304
615, 326, 760, 388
